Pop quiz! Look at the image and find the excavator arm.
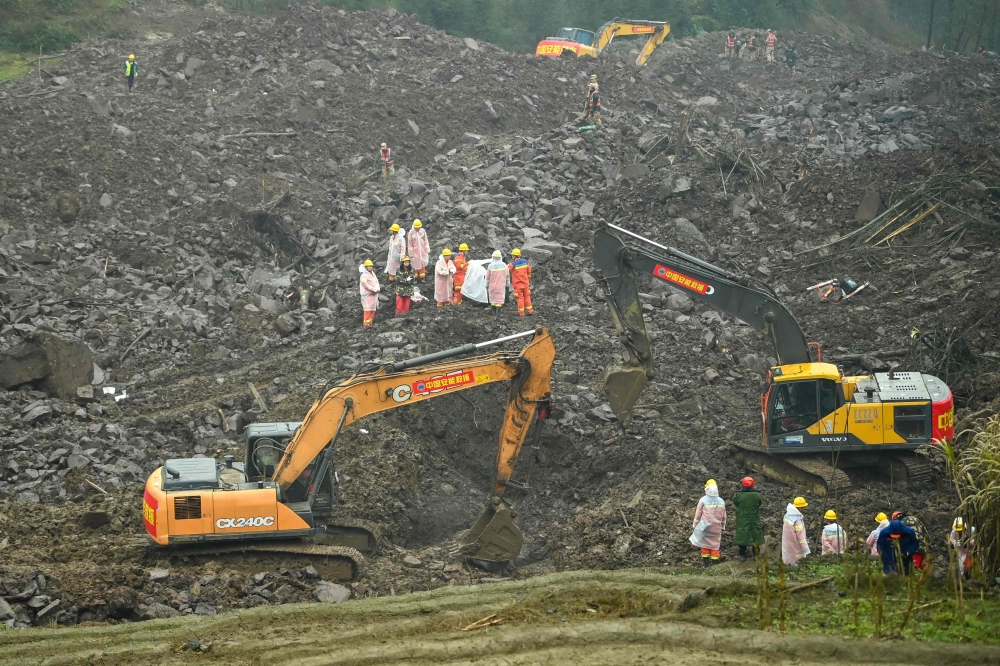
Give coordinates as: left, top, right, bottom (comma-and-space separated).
593, 223, 810, 418
270, 328, 556, 562
594, 19, 671, 66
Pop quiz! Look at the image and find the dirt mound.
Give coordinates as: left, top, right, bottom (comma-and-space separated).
1, 6, 999, 626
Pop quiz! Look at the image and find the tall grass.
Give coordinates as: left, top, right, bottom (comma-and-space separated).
942, 415, 1000, 581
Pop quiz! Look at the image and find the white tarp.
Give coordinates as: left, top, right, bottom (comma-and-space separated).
459, 259, 491, 303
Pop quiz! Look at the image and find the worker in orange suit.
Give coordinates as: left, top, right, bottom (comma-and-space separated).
452, 243, 469, 304
507, 248, 534, 316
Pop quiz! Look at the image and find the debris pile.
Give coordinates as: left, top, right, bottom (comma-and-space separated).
0, 5, 998, 625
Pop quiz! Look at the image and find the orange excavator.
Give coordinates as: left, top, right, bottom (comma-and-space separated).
535, 19, 671, 67
143, 328, 555, 576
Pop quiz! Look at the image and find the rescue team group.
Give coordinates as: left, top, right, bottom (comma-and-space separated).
358, 219, 534, 327
695, 478, 976, 576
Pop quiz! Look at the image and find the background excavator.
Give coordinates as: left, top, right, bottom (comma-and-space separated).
143, 328, 555, 577
535, 19, 670, 67
593, 223, 954, 495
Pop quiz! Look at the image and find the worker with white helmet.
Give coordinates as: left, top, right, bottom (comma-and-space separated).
690, 479, 727, 566
359, 259, 380, 327
386, 223, 406, 281
380, 142, 394, 180
820, 509, 846, 555
782, 496, 811, 565
487, 250, 508, 309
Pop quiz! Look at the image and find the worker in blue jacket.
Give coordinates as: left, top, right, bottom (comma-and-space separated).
876, 519, 919, 574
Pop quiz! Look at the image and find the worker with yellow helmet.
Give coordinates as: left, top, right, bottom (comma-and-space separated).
689, 479, 726, 566
866, 512, 890, 555
507, 247, 535, 316
820, 509, 846, 555
123, 53, 139, 91
434, 248, 457, 306
386, 223, 406, 282
451, 243, 470, 304
782, 496, 811, 565
407, 219, 430, 280
950, 517, 974, 578
359, 258, 380, 327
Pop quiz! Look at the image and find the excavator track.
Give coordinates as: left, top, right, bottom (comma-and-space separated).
166, 541, 363, 581
317, 518, 382, 555
733, 443, 851, 497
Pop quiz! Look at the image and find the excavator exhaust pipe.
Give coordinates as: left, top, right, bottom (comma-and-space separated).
604, 364, 648, 421
455, 497, 524, 564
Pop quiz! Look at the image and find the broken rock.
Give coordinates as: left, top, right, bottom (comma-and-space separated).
313, 581, 351, 603
0, 331, 94, 399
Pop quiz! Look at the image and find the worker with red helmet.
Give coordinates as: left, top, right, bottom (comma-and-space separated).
732, 476, 764, 561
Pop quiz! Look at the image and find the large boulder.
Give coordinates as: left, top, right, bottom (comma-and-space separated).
0, 332, 94, 398
57, 192, 80, 223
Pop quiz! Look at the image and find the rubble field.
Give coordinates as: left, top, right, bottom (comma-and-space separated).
0, 2, 999, 630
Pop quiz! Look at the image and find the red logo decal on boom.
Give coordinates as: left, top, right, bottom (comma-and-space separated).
413, 370, 475, 396
630, 26, 656, 34
652, 265, 715, 295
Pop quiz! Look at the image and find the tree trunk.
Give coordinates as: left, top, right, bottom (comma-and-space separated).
970, 0, 989, 50
928, 0, 937, 47
953, 0, 972, 50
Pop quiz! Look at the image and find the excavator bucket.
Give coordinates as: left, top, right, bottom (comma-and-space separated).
455, 500, 523, 563
604, 363, 648, 420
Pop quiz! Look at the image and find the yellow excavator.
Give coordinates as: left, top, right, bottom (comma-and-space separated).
535, 19, 671, 67
143, 328, 556, 577
593, 223, 954, 494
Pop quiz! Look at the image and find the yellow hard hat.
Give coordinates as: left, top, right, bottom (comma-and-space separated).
401, 255, 410, 262
442, 248, 452, 256
413, 219, 422, 229
705, 479, 717, 487
459, 243, 469, 251
363, 259, 373, 267
953, 517, 964, 532
875, 512, 888, 523
390, 223, 400, 233
824, 510, 837, 521
793, 496, 808, 508
129, 54, 135, 60
511, 248, 522, 257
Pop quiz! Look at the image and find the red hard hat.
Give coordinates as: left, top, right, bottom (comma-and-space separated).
891, 511, 904, 520
741, 476, 755, 487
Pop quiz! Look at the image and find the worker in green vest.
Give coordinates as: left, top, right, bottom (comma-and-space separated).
123, 54, 139, 91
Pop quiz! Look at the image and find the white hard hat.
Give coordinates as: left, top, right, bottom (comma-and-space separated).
492, 250, 502, 260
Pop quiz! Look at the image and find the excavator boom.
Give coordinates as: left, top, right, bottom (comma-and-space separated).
594, 19, 671, 66
593, 223, 810, 417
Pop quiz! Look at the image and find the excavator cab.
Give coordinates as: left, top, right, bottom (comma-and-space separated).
554, 27, 596, 46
